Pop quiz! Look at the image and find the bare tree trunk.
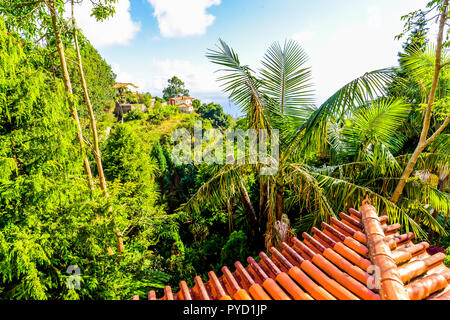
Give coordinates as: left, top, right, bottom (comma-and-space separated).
71, 0, 108, 196
46, 0, 94, 190
391, 0, 449, 203
70, 0, 124, 253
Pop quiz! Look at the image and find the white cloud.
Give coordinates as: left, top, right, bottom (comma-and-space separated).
291, 31, 316, 43
148, 0, 221, 38
305, 22, 403, 105
110, 63, 135, 84
367, 5, 382, 30
67, 0, 140, 47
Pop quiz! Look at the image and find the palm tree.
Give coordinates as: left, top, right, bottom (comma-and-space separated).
181, 38, 447, 250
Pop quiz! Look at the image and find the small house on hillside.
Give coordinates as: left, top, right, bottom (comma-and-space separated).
113, 82, 139, 95
113, 102, 147, 121
169, 96, 195, 113
178, 103, 194, 113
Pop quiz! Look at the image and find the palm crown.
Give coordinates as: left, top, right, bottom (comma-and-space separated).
182, 38, 449, 249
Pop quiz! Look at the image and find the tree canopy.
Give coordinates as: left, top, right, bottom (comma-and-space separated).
162, 76, 190, 101
196, 102, 232, 129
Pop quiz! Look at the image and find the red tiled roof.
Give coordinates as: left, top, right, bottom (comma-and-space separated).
132, 199, 450, 300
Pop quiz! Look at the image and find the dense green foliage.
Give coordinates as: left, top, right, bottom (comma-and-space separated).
0, 18, 191, 300
67, 35, 116, 117
162, 76, 190, 101
0, 0, 448, 301
196, 102, 232, 129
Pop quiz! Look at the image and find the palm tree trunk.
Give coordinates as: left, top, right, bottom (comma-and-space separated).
46, 0, 94, 190
264, 182, 276, 250
239, 179, 258, 238
258, 176, 269, 228
226, 198, 233, 234
256, 175, 272, 248
391, 0, 449, 204
391, 144, 426, 203
276, 185, 284, 220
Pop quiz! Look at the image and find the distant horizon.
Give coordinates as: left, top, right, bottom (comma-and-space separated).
70, 0, 431, 118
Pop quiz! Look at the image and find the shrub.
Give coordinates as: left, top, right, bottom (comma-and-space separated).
124, 109, 144, 122
147, 104, 179, 125
220, 231, 249, 267
444, 247, 450, 268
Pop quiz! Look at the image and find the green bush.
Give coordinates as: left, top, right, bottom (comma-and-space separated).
220, 231, 249, 267
147, 104, 179, 125
445, 248, 450, 268
124, 109, 144, 122
0, 21, 170, 299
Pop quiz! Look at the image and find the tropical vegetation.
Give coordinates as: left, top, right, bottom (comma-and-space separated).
0, 0, 448, 299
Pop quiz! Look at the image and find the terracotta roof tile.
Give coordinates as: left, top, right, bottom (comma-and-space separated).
133, 199, 450, 300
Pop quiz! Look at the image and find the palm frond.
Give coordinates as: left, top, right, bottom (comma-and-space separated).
284, 68, 396, 161
341, 98, 410, 160
283, 164, 338, 227
259, 40, 315, 117
179, 163, 247, 217
402, 44, 450, 95
361, 143, 403, 177
396, 152, 449, 173
206, 39, 271, 131
426, 187, 450, 218
294, 167, 428, 238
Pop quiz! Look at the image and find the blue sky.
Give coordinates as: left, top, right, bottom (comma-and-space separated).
71, 0, 428, 117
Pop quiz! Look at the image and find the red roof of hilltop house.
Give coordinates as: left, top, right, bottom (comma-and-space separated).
132, 198, 450, 300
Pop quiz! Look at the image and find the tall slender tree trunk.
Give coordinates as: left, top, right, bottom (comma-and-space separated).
71, 0, 108, 196
391, 0, 449, 204
46, 0, 94, 190
70, 0, 124, 253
